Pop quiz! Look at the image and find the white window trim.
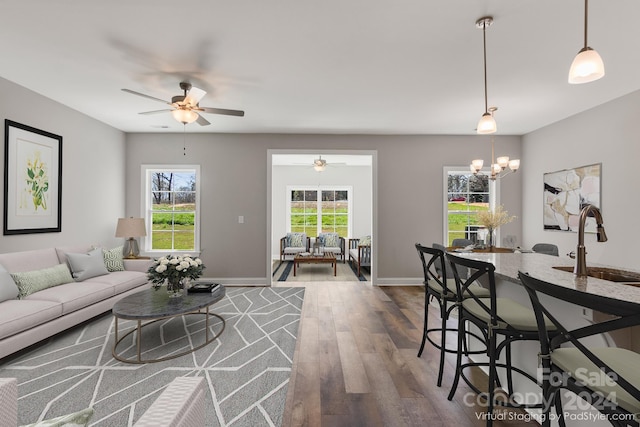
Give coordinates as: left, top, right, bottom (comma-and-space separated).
285, 185, 353, 238
442, 166, 500, 244
140, 164, 201, 255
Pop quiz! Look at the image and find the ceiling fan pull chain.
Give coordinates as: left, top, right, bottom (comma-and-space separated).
183, 124, 186, 156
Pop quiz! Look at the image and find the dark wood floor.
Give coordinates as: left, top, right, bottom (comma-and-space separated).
276, 281, 538, 426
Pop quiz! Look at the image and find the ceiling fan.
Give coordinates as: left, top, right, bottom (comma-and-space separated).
121, 82, 244, 126
313, 156, 327, 171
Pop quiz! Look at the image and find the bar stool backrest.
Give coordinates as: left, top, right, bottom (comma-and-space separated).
415, 244, 452, 296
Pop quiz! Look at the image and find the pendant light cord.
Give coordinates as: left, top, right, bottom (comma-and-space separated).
183, 124, 186, 156
482, 21, 489, 114
583, 0, 589, 48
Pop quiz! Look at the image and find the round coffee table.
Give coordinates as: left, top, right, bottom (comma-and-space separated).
112, 286, 226, 364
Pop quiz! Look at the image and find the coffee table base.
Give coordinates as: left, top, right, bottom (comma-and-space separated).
112, 310, 225, 364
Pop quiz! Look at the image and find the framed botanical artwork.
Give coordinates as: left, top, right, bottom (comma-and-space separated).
543, 163, 601, 232
3, 120, 62, 235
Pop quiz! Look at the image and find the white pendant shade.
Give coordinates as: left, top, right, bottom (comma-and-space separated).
172, 109, 199, 124
568, 47, 605, 84
477, 113, 497, 134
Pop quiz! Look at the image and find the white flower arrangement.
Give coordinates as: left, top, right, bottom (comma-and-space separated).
147, 254, 205, 290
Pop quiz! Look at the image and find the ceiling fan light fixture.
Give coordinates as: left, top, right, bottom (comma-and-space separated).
172, 108, 198, 124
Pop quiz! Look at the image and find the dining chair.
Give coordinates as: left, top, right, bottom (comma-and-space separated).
446, 253, 555, 426
414, 243, 488, 387
518, 271, 640, 427
532, 243, 559, 256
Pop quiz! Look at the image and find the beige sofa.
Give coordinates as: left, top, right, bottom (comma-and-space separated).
0, 376, 205, 426
0, 244, 151, 360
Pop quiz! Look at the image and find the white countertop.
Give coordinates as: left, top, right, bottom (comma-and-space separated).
447, 252, 640, 305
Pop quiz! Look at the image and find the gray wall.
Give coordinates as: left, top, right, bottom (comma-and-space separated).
522, 89, 640, 269
0, 78, 126, 254
125, 133, 523, 282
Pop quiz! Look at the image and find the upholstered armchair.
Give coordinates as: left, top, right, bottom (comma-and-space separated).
280, 232, 310, 262
316, 232, 346, 263
348, 235, 371, 276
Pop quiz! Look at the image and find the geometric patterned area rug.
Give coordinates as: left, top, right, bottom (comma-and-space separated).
0, 286, 305, 426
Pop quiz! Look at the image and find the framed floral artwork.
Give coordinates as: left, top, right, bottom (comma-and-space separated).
3, 120, 62, 234
543, 163, 601, 232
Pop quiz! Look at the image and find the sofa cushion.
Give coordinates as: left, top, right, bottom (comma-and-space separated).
66, 248, 109, 281
11, 264, 74, 299
25, 282, 114, 315
0, 299, 62, 340
0, 248, 61, 273
0, 265, 19, 303
102, 246, 125, 272
86, 270, 148, 294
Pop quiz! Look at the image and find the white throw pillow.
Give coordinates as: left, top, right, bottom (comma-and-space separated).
66, 248, 109, 281
0, 264, 19, 302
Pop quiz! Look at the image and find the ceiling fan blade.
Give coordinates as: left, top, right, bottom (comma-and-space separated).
196, 114, 211, 126
139, 109, 173, 115
184, 87, 206, 107
121, 89, 170, 105
200, 107, 245, 117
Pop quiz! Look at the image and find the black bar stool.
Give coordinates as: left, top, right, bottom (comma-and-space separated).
446, 253, 556, 426
414, 243, 488, 387
519, 271, 640, 427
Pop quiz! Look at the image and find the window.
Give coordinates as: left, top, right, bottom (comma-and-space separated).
288, 187, 351, 237
444, 168, 494, 246
143, 165, 200, 253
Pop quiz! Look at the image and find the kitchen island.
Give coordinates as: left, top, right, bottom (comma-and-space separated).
447, 251, 640, 426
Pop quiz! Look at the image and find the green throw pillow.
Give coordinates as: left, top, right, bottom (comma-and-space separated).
359, 235, 372, 246
11, 264, 74, 299
288, 233, 306, 247
102, 246, 124, 272
20, 407, 93, 427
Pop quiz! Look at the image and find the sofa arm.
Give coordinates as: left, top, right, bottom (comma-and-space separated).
134, 377, 205, 427
0, 378, 17, 427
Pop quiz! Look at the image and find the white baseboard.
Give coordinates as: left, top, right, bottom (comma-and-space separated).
375, 277, 423, 286
198, 277, 423, 286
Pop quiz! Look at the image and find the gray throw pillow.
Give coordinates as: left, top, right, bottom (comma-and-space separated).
66, 248, 109, 281
0, 264, 19, 302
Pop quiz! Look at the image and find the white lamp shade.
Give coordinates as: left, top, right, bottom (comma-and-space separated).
496, 156, 510, 169
115, 217, 147, 238
568, 47, 605, 84
471, 159, 484, 171
313, 164, 325, 172
477, 113, 497, 134
508, 159, 520, 171
171, 109, 199, 124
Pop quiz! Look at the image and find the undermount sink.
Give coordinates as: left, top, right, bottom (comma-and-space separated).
553, 266, 640, 283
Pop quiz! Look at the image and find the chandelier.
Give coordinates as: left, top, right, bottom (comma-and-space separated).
470, 108, 520, 180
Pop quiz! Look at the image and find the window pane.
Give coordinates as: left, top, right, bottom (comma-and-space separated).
445, 171, 491, 246
147, 169, 198, 252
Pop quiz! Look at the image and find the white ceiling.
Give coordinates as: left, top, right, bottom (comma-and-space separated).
1, 1, 639, 135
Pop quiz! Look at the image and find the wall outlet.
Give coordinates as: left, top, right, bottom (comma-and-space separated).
238, 215, 244, 224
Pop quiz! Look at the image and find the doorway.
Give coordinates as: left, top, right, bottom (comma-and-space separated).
267, 150, 377, 286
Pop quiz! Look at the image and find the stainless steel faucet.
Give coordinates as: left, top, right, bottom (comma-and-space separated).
574, 204, 608, 277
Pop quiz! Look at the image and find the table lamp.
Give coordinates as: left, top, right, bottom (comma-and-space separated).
115, 217, 146, 259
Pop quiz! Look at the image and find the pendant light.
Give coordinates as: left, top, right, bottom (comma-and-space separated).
476, 17, 496, 134
568, 0, 605, 84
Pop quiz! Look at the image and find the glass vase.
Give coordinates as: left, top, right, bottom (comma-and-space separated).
487, 228, 496, 250
166, 278, 185, 298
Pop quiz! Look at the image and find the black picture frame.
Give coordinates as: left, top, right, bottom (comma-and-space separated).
4, 120, 62, 235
